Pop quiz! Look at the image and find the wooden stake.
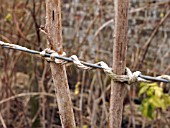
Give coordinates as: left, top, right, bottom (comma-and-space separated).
46, 0, 76, 127
109, 0, 129, 128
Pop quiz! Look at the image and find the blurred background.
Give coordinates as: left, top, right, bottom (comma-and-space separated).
0, 0, 170, 127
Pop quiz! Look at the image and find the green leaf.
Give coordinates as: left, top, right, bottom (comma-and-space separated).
5, 13, 12, 22
139, 83, 158, 97
82, 125, 88, 128
141, 101, 155, 119
153, 86, 163, 97
149, 96, 163, 108
140, 82, 147, 88
162, 94, 170, 109
139, 82, 170, 119
146, 88, 154, 96
147, 83, 158, 87
147, 103, 155, 119
141, 102, 148, 117
138, 85, 149, 96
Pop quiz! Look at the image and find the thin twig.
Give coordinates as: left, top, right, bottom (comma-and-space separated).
93, 1, 170, 38
130, 1, 170, 14
138, 10, 170, 68
0, 92, 55, 105
0, 112, 7, 128
74, 15, 99, 54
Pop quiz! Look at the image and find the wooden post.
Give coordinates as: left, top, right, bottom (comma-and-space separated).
46, 0, 76, 127
109, 0, 129, 128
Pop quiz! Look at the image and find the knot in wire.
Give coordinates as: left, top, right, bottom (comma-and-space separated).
126, 67, 141, 84
1, 40, 170, 84
95, 62, 142, 83
40, 48, 52, 62
159, 75, 170, 82
96, 61, 126, 82
40, 48, 66, 64
51, 52, 67, 64
39, 50, 143, 84
96, 61, 113, 76
0, 41, 29, 51
70, 55, 92, 70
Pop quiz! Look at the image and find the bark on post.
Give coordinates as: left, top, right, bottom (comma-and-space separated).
109, 0, 129, 128
46, 0, 76, 127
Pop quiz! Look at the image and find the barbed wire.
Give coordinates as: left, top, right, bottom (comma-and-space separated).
0, 40, 170, 84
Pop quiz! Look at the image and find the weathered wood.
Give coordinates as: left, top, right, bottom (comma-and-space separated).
109, 0, 129, 128
46, 0, 76, 127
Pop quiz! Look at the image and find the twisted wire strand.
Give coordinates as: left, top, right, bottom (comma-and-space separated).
0, 41, 170, 84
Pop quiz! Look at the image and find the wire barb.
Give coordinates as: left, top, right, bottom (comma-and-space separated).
0, 40, 170, 84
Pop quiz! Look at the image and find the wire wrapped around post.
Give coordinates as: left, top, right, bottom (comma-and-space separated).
0, 40, 170, 84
